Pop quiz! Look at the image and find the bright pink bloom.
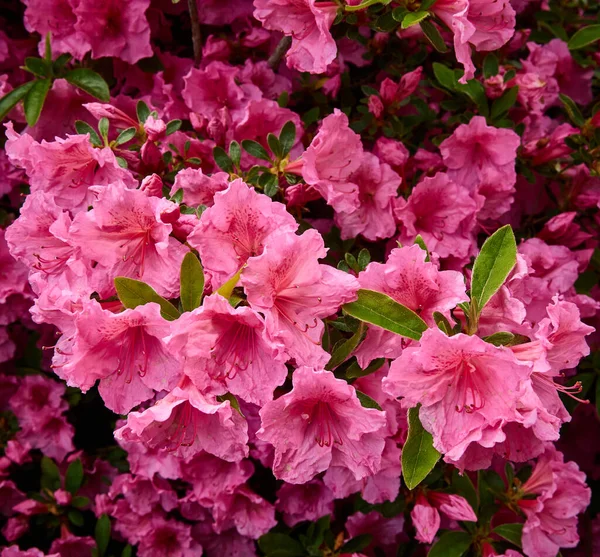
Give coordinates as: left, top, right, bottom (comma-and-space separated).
519, 447, 591, 557
242, 229, 359, 368
384, 328, 532, 466
253, 0, 338, 74
188, 179, 298, 288
538, 212, 593, 249
170, 168, 230, 207
167, 294, 287, 406
137, 516, 198, 557
115, 377, 248, 461
334, 152, 399, 242
257, 367, 386, 484
467, 0, 516, 51
1, 548, 58, 557
276, 479, 335, 526
394, 173, 478, 260
0, 230, 29, 304
299, 109, 364, 214
379, 67, 423, 106
511, 71, 560, 115
116, 436, 182, 481
52, 301, 179, 414
73, 0, 152, 64
69, 183, 187, 298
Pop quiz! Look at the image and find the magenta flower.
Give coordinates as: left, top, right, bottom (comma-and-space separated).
69, 183, 187, 298
188, 179, 298, 289
170, 168, 229, 207
136, 516, 198, 557
384, 328, 532, 466
115, 377, 249, 462
242, 229, 358, 368
276, 479, 335, 526
257, 367, 386, 484
53, 301, 179, 414
167, 294, 288, 406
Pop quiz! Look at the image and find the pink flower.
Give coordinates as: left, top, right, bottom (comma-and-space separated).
334, 152, 399, 242
1, 548, 58, 557
511, 71, 560, 115
394, 173, 478, 260
411, 492, 477, 544
170, 168, 230, 207
0, 230, 30, 304
188, 179, 298, 288
73, 0, 152, 64
345, 511, 405, 554
383, 328, 532, 467
253, 0, 338, 74
52, 301, 179, 414
137, 516, 198, 557
115, 377, 248, 461
167, 294, 287, 406
69, 183, 188, 298
257, 367, 386, 484
242, 229, 359, 368
276, 479, 335, 526
519, 447, 591, 557
299, 109, 364, 214
538, 212, 593, 249
467, 0, 516, 51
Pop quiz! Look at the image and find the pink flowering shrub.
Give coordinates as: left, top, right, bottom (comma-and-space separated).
0, 1, 599, 556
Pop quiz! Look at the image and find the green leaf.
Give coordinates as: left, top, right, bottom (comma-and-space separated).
455, 78, 489, 117
433, 62, 457, 91
0, 81, 35, 121
267, 133, 283, 159
114, 277, 180, 321
44, 33, 52, 62
421, 0, 437, 8
491, 87, 519, 120
258, 533, 305, 556
53, 53, 72, 73
241, 139, 271, 161
414, 235, 430, 262
345, 357, 386, 380
325, 323, 366, 371
64, 69, 110, 101
302, 106, 320, 126
342, 289, 428, 341
345, 0, 392, 11
115, 127, 136, 146
493, 523, 523, 548
98, 117, 109, 142
213, 146, 233, 172
121, 546, 132, 557
340, 534, 373, 553
23, 78, 51, 126
452, 468, 478, 514
217, 392, 244, 416
115, 156, 128, 169
279, 121, 297, 156
229, 140, 241, 167
402, 10, 429, 29
136, 100, 150, 124
165, 119, 182, 135
391, 7, 409, 21
357, 248, 371, 270
420, 20, 448, 53
428, 531, 472, 557
216, 267, 243, 299
40, 456, 61, 491
470, 225, 517, 315
75, 120, 102, 146
483, 53, 499, 78
95, 514, 111, 557
24, 57, 50, 77
559, 94, 585, 127
568, 24, 600, 50
482, 331, 516, 346
356, 390, 383, 411
402, 406, 441, 490
180, 252, 204, 312
68, 510, 84, 527
71, 495, 90, 509
65, 459, 84, 495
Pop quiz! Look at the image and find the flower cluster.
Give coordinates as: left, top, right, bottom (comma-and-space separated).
0, 0, 599, 556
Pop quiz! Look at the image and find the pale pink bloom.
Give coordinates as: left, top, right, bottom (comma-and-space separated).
276, 479, 335, 526
212, 485, 277, 539
383, 328, 532, 466
53, 301, 178, 414
395, 173, 478, 260
115, 377, 248, 461
188, 179, 298, 288
242, 229, 359, 368
69, 183, 187, 298
73, 0, 152, 64
137, 516, 198, 557
411, 492, 477, 544
253, 0, 338, 74
257, 367, 386, 484
4, 123, 136, 212
170, 168, 230, 207
167, 294, 287, 406
108, 474, 177, 516
299, 109, 364, 214
519, 447, 591, 557
116, 436, 182, 480
334, 152, 399, 242
83, 102, 139, 130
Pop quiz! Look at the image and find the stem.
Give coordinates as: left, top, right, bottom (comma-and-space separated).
268, 36, 292, 69
187, 0, 202, 65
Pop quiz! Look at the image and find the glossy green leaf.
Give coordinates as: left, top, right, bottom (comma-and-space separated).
65, 458, 84, 495
23, 78, 51, 126
414, 235, 430, 262
428, 530, 472, 557
229, 140, 241, 167
433, 62, 456, 91
136, 100, 150, 124
75, 120, 102, 147
356, 390, 383, 411
180, 252, 204, 312
0, 81, 35, 121
241, 139, 271, 161
98, 117, 109, 142
216, 267, 243, 299
402, 406, 441, 490
420, 19, 448, 53
559, 94, 585, 127
165, 119, 182, 135
568, 24, 600, 50
482, 331, 516, 346
402, 10, 429, 29
24, 57, 50, 77
279, 120, 296, 155
493, 523, 523, 548
41, 456, 61, 491
213, 146, 233, 172
64, 69, 110, 101
483, 53, 499, 78
114, 277, 180, 321
95, 514, 111, 556
491, 87, 519, 120
267, 133, 282, 159
345, 357, 386, 380
115, 127, 136, 146
470, 225, 517, 315
326, 323, 366, 371
342, 289, 428, 340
